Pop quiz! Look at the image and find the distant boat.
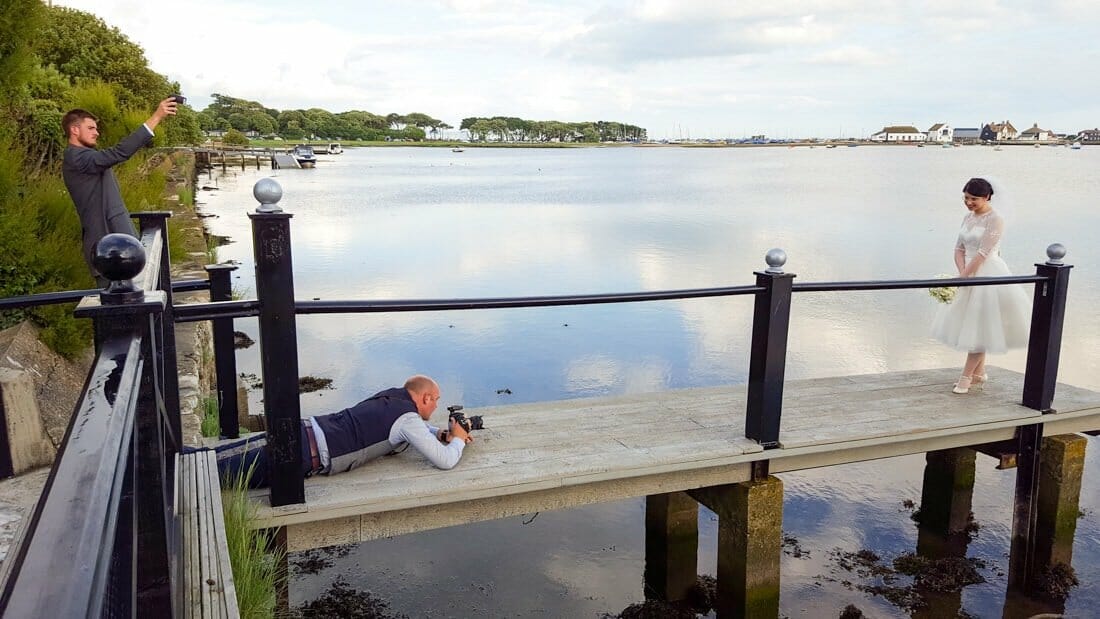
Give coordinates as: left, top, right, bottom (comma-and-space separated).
452, 147, 464, 152
291, 144, 317, 167
1070, 141, 1082, 150
825, 144, 837, 149
328, 142, 343, 155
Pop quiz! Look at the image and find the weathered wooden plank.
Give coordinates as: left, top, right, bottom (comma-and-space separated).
205, 451, 239, 619
182, 455, 200, 619
196, 453, 215, 618
249, 367, 1100, 544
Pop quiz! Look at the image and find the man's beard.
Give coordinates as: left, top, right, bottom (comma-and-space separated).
77, 135, 97, 148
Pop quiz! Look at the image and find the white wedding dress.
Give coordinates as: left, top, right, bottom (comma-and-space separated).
931, 209, 1031, 354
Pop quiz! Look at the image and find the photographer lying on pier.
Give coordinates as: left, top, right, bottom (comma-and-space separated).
212, 375, 475, 489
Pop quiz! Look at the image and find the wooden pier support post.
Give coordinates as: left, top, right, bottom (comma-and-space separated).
644, 492, 698, 602
1033, 434, 1087, 575
691, 477, 783, 619
917, 448, 976, 538
910, 448, 976, 619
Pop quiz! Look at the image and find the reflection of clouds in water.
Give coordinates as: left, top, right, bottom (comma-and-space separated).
563, 355, 669, 395
540, 554, 640, 611
564, 356, 619, 392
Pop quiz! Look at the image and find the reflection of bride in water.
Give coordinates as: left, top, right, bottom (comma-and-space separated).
931, 177, 1031, 394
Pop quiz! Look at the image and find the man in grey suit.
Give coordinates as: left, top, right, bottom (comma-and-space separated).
62, 97, 178, 284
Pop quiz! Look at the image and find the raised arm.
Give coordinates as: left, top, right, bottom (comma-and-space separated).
66, 97, 177, 174
66, 127, 153, 174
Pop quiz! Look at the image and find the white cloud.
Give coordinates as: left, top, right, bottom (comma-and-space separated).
51, 0, 1100, 138
808, 45, 891, 66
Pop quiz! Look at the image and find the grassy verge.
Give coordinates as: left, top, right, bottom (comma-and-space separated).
200, 395, 220, 438
222, 456, 285, 618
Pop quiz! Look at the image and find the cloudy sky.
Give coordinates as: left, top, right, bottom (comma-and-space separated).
57, 0, 1099, 139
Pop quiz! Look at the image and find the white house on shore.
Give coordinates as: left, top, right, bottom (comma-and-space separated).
870, 126, 926, 142
1018, 123, 1054, 141
925, 123, 952, 142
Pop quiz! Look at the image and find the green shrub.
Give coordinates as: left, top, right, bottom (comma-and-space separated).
223, 129, 249, 146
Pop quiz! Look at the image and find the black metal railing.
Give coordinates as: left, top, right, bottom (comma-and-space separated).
0, 179, 1076, 611
171, 181, 1073, 509
0, 218, 184, 617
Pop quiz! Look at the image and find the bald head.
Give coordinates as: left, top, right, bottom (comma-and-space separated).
405, 375, 441, 419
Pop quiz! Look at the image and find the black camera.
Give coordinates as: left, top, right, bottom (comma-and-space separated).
446, 405, 483, 433
170, 94, 186, 104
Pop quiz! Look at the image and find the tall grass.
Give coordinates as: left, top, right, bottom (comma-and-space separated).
221, 455, 285, 618
200, 395, 220, 438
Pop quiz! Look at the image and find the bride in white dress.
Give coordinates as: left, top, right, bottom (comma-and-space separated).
931, 178, 1031, 394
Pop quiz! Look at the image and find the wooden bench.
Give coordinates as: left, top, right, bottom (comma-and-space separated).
177, 450, 240, 618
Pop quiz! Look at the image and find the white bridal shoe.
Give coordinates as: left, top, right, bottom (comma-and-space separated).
952, 374, 987, 394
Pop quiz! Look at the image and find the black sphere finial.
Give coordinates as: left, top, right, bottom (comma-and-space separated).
93, 233, 146, 303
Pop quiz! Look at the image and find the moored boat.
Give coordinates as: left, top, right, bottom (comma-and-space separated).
291, 144, 317, 167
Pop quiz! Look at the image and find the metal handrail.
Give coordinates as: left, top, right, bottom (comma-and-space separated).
168, 272, 1047, 321
0, 278, 210, 312
0, 334, 143, 617
792, 274, 1045, 293
294, 284, 766, 315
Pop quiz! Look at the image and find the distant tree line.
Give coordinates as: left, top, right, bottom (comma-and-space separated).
196, 96, 648, 144
196, 95, 452, 141
459, 117, 646, 143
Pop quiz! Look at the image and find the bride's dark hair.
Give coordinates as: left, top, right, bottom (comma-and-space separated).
963, 177, 994, 198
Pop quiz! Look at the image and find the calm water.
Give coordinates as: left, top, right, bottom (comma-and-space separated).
197, 145, 1100, 617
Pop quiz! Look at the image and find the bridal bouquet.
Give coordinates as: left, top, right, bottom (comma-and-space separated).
928, 274, 957, 304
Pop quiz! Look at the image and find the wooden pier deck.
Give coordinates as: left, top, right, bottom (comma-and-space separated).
250, 368, 1100, 551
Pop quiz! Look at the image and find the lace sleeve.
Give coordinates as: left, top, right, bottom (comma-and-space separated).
977, 213, 1004, 257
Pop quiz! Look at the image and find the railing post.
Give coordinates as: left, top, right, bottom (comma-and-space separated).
73, 234, 173, 615
1022, 244, 1072, 412
248, 179, 305, 506
745, 249, 795, 451
205, 264, 240, 438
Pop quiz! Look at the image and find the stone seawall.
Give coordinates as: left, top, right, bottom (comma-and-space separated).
159, 149, 218, 446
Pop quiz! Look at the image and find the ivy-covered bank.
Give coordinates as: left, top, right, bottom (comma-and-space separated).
0, 0, 202, 356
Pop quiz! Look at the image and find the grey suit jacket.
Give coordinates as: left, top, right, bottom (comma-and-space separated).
62, 126, 153, 275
